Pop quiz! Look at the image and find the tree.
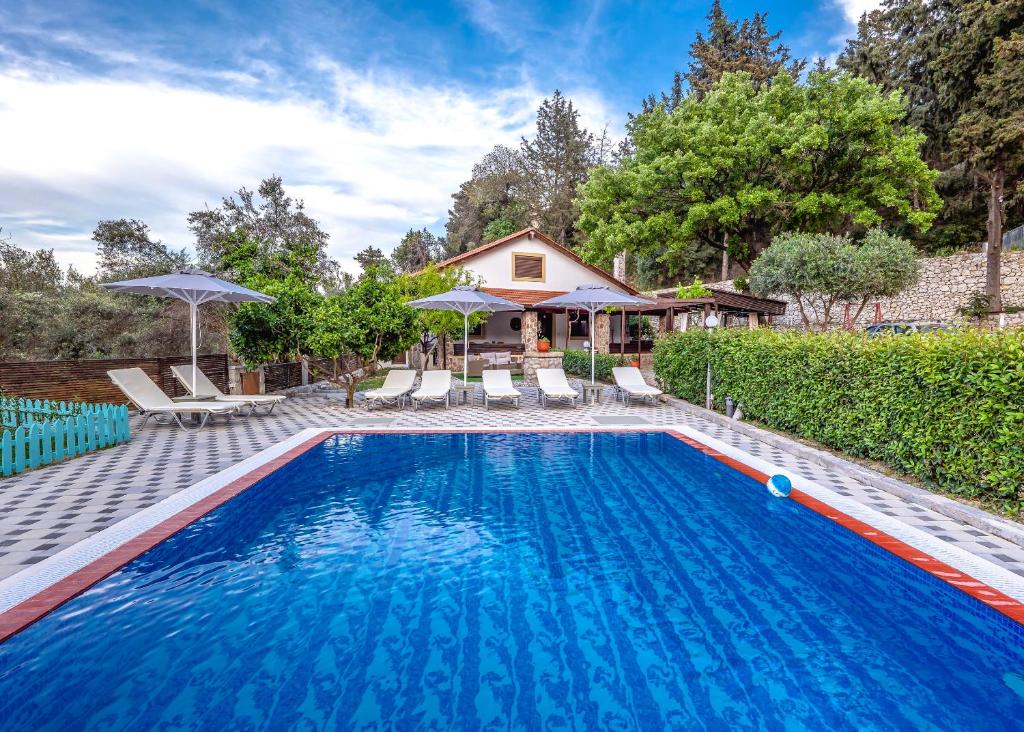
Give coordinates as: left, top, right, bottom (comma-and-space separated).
401, 264, 484, 370
354, 245, 386, 272
229, 276, 322, 369
307, 265, 419, 406
92, 219, 191, 280
748, 230, 919, 329
445, 145, 529, 255
188, 176, 342, 289
838, 0, 1024, 266
520, 90, 595, 246
578, 71, 941, 275
643, 0, 805, 112
391, 228, 445, 273
947, 27, 1024, 312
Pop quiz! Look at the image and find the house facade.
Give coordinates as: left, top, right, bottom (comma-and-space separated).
434, 228, 640, 377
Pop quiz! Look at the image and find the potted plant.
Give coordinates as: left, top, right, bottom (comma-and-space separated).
537, 336, 551, 353
630, 356, 641, 368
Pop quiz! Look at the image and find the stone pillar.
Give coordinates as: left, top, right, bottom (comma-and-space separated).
521, 310, 539, 352
748, 311, 759, 329
594, 312, 611, 353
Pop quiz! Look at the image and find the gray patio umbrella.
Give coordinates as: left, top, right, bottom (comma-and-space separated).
534, 285, 655, 384
101, 268, 276, 394
406, 286, 524, 385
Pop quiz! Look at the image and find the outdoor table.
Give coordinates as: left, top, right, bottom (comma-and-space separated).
452, 384, 477, 405
582, 383, 604, 405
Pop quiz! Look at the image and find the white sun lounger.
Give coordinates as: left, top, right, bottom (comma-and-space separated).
411, 369, 452, 410
537, 368, 579, 408
612, 366, 663, 406
482, 370, 521, 409
108, 368, 243, 430
171, 365, 285, 415
363, 369, 417, 410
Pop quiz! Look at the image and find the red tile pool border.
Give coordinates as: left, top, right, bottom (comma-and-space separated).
665, 430, 1024, 625
1, 427, 1022, 645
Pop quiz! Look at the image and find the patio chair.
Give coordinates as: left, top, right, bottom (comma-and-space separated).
108, 368, 243, 430
363, 369, 416, 410
411, 369, 452, 410
170, 365, 285, 415
612, 366, 663, 406
536, 368, 579, 408
482, 369, 522, 410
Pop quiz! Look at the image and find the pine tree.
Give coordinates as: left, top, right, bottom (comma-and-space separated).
520, 90, 595, 246
643, 0, 805, 112
391, 228, 445, 273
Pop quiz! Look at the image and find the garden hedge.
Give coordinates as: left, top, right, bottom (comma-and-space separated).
653, 329, 1024, 513
562, 349, 628, 382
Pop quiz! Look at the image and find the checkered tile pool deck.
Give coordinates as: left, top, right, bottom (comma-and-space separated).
2, 386, 1024, 583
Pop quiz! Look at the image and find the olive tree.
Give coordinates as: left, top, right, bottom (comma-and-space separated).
749, 230, 919, 330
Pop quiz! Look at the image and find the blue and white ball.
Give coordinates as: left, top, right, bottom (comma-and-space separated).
767, 474, 792, 498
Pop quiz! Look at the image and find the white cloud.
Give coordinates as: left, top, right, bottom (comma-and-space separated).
834, 0, 883, 25
0, 62, 616, 275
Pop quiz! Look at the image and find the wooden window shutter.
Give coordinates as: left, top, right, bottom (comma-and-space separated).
513, 253, 544, 281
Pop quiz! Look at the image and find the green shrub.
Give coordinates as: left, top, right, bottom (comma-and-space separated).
653, 329, 1024, 513
562, 349, 627, 381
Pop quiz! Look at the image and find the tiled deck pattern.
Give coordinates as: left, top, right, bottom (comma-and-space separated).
2, 386, 1024, 584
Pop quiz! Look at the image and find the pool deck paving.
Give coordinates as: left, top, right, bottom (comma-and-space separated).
2, 384, 1023, 596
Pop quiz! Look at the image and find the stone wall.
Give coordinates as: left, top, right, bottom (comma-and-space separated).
717, 250, 1024, 328
522, 351, 564, 385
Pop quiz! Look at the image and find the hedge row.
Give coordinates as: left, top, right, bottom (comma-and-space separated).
562, 350, 630, 381
652, 329, 1024, 513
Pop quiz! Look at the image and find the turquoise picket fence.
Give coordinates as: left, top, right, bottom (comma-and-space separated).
0, 398, 131, 478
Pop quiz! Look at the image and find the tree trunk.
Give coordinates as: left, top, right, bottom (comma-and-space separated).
985, 167, 1005, 313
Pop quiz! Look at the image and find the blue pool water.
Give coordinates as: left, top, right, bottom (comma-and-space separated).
1, 431, 1023, 730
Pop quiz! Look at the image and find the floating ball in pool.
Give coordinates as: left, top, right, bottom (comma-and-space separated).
767, 474, 792, 498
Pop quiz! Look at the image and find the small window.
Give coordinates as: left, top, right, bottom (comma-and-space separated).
512, 252, 545, 282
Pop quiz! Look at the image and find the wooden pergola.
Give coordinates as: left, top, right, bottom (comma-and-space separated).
612, 288, 787, 354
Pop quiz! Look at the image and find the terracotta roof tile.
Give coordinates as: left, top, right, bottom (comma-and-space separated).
481, 288, 569, 307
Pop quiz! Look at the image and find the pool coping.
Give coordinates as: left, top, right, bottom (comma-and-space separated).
1, 425, 1023, 644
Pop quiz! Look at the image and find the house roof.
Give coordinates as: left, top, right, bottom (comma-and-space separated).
436, 227, 640, 295
481, 288, 568, 307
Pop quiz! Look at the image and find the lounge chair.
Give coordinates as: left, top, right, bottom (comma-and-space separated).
362, 369, 416, 410
482, 370, 522, 409
612, 366, 663, 406
170, 365, 285, 415
537, 368, 579, 408
411, 369, 452, 410
108, 368, 243, 430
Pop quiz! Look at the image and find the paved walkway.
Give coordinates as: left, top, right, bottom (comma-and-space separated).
2, 385, 1024, 585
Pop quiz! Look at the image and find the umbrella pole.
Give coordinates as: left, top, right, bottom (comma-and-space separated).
190, 301, 198, 396
463, 312, 469, 386
590, 307, 596, 385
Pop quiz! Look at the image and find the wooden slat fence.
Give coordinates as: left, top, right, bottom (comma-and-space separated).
0, 355, 229, 404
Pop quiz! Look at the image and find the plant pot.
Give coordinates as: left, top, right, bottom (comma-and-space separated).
630, 359, 641, 368
240, 370, 261, 395
537, 340, 551, 353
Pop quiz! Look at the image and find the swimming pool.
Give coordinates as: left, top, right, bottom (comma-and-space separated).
1, 431, 1022, 730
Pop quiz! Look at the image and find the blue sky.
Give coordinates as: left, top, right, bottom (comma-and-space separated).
0, 0, 875, 273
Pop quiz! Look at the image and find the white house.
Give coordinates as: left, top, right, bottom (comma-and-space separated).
433, 228, 641, 373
